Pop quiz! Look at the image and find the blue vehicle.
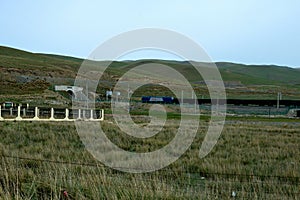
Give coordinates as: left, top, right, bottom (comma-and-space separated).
141, 96, 174, 104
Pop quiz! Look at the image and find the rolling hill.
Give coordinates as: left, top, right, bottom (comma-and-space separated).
0, 45, 299, 103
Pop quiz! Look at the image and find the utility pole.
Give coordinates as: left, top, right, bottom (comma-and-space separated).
194, 91, 197, 114
128, 83, 130, 113
181, 90, 184, 104
86, 79, 88, 109
127, 83, 130, 100
277, 92, 282, 109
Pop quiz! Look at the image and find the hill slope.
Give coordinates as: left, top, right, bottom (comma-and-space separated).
1, 46, 300, 85
216, 62, 300, 85
0, 46, 299, 102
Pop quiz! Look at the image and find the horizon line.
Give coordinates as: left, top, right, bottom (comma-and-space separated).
1, 45, 299, 69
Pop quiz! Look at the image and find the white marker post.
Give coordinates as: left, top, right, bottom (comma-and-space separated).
277, 92, 282, 109
50, 108, 55, 120
65, 108, 69, 120
0, 106, 3, 120
90, 109, 93, 120
16, 106, 22, 120
78, 109, 81, 120
33, 107, 39, 120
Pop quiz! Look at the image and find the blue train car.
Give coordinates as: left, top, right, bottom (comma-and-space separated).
141, 96, 174, 104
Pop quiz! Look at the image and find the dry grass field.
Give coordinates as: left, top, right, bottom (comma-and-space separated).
0, 115, 299, 199
0, 47, 300, 199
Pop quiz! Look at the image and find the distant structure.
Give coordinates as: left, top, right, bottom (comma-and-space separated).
55, 85, 87, 101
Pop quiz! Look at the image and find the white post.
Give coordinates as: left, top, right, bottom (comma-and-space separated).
83, 109, 86, 119
128, 84, 130, 113
23, 108, 26, 117
181, 90, 183, 104
16, 106, 22, 120
50, 108, 54, 120
127, 83, 130, 100
33, 107, 39, 120
78, 109, 81, 119
86, 79, 88, 110
99, 109, 104, 121
277, 92, 281, 109
194, 94, 197, 114
217, 98, 220, 114
90, 109, 93, 120
0, 106, 3, 120
10, 108, 13, 116
65, 108, 69, 120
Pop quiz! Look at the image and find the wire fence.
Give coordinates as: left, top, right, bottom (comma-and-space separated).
2, 154, 300, 182
1, 115, 299, 199
1, 154, 299, 199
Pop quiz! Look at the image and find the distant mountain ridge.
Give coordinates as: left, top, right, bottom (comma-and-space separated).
1, 45, 300, 86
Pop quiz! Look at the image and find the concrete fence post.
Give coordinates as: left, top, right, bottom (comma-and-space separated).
16, 106, 22, 120
0, 106, 104, 121
0, 106, 3, 120
82, 109, 86, 119
50, 108, 54, 120
100, 109, 104, 120
33, 107, 39, 120
90, 109, 93, 120
78, 109, 81, 119
65, 108, 69, 120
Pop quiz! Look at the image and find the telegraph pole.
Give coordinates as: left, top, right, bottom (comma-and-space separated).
181, 90, 184, 104
277, 92, 282, 109
86, 79, 88, 109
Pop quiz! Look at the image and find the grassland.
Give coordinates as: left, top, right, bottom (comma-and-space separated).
0, 115, 299, 199
0, 46, 300, 199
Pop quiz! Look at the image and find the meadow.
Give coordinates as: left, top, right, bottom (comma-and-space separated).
0, 114, 299, 199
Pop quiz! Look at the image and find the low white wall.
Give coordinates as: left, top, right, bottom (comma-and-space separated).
0, 106, 104, 122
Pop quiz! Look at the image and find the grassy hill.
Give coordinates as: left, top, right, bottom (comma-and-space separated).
0, 45, 299, 103
0, 46, 81, 77
216, 62, 300, 85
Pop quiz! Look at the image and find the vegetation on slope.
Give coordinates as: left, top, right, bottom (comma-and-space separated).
0, 46, 300, 101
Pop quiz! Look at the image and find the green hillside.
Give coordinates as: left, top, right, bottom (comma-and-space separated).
1, 46, 300, 85
0, 45, 299, 103
216, 62, 300, 85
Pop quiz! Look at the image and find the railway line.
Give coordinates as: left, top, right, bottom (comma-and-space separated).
142, 97, 300, 107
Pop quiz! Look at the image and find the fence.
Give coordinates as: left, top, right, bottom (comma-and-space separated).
1, 154, 299, 199
0, 106, 104, 121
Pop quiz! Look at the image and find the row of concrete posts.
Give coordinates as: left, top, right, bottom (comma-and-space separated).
0, 106, 104, 121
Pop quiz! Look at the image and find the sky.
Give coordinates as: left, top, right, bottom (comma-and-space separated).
1, 0, 300, 67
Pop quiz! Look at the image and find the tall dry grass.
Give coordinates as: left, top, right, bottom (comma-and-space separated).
0, 117, 299, 199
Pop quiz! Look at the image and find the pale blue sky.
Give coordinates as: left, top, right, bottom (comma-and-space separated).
1, 0, 299, 67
